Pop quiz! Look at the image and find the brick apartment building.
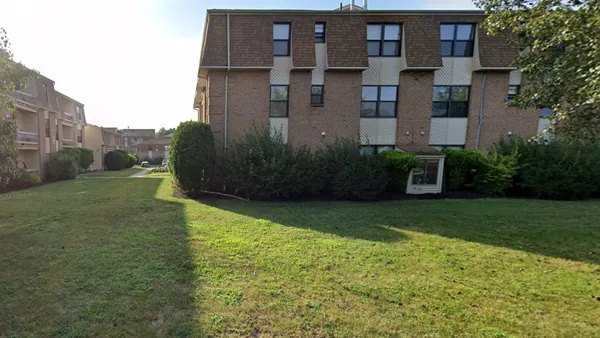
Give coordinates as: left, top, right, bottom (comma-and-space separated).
10, 75, 87, 177
193, 5, 547, 193
121, 129, 156, 155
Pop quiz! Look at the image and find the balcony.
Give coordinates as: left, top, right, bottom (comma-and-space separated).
16, 131, 40, 150
63, 112, 74, 122
63, 139, 75, 147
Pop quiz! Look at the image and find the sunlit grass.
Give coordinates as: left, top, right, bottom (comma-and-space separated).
1, 179, 599, 337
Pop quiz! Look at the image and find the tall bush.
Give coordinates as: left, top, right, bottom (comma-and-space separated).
47, 151, 78, 181
116, 149, 130, 168
380, 150, 420, 192
105, 150, 125, 171
169, 121, 216, 196
473, 148, 519, 196
77, 147, 94, 170
316, 138, 387, 200
442, 149, 487, 190
128, 154, 137, 168
225, 128, 309, 200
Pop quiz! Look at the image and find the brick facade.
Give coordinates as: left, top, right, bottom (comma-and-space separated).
396, 71, 434, 146
288, 71, 362, 149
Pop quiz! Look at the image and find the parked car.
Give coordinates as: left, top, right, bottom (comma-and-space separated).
161, 159, 167, 167
140, 161, 150, 168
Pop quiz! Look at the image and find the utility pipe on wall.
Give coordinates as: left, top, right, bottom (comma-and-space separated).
224, 12, 230, 152
475, 72, 487, 149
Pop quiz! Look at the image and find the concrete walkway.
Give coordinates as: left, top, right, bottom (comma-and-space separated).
129, 169, 152, 177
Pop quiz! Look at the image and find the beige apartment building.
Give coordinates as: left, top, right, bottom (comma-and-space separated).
84, 125, 124, 170
11, 75, 87, 178
194, 5, 548, 193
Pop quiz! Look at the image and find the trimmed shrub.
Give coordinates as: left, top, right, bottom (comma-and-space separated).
116, 149, 130, 168
442, 148, 487, 190
144, 157, 163, 166
77, 147, 94, 170
105, 150, 125, 171
225, 128, 309, 200
496, 139, 600, 200
47, 152, 78, 181
170, 121, 216, 196
5, 169, 41, 190
128, 154, 137, 168
380, 150, 420, 192
473, 148, 519, 196
316, 138, 387, 200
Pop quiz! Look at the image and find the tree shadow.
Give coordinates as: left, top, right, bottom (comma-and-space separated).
0, 178, 200, 337
207, 198, 600, 265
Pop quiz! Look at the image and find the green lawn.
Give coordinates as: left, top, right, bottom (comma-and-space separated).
1, 179, 599, 337
78, 167, 145, 177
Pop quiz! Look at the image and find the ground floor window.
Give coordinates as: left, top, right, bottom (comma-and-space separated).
360, 145, 395, 156
431, 145, 465, 151
412, 159, 439, 185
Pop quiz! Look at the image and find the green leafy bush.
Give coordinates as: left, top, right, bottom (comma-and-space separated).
380, 150, 420, 192
316, 138, 387, 200
473, 148, 519, 196
77, 148, 94, 170
115, 149, 130, 168
128, 154, 137, 168
225, 128, 309, 200
442, 149, 487, 190
143, 157, 163, 166
105, 150, 125, 171
47, 152, 78, 181
4, 169, 41, 190
169, 121, 216, 196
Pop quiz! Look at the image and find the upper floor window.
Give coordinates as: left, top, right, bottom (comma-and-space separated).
77, 130, 83, 143
311, 85, 324, 105
432, 86, 470, 117
42, 83, 49, 102
45, 119, 50, 137
315, 23, 326, 43
440, 24, 475, 57
273, 23, 291, 56
270, 85, 289, 117
367, 24, 401, 57
361, 86, 398, 117
507, 85, 520, 102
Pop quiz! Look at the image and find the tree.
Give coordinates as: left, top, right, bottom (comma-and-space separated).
475, 0, 600, 141
0, 28, 37, 188
157, 127, 175, 137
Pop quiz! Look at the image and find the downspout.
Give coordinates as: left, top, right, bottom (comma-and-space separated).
475, 72, 487, 149
224, 12, 230, 152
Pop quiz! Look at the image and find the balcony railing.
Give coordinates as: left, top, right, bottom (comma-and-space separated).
63, 139, 75, 147
63, 112, 74, 122
17, 131, 40, 143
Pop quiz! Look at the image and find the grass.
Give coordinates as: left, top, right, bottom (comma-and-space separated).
79, 167, 145, 177
1, 179, 599, 337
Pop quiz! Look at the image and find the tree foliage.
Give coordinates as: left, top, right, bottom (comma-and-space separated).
157, 127, 175, 137
0, 28, 37, 188
475, 0, 600, 141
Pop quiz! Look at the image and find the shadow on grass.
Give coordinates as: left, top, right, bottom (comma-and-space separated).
0, 178, 199, 337
209, 198, 600, 265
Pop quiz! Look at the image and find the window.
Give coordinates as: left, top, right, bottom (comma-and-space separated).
77, 130, 82, 143
273, 23, 291, 56
148, 145, 152, 151
45, 119, 50, 137
311, 85, 324, 105
270, 85, 289, 117
432, 145, 465, 151
440, 24, 475, 57
76, 106, 81, 121
507, 85, 520, 102
42, 83, 49, 102
360, 145, 395, 156
361, 86, 398, 117
431, 86, 470, 117
412, 159, 439, 185
367, 24, 401, 56
315, 23, 326, 43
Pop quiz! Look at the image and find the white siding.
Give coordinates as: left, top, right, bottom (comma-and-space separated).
270, 117, 288, 143
270, 57, 292, 85
311, 43, 326, 85
406, 156, 445, 195
509, 70, 522, 86
360, 118, 397, 145
429, 118, 468, 145
45, 137, 50, 154
362, 58, 402, 85
434, 58, 472, 86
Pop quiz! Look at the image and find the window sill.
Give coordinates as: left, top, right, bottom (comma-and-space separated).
311, 104, 325, 107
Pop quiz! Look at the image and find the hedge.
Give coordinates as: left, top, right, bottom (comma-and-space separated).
105, 150, 125, 171
169, 121, 216, 196
47, 151, 78, 181
116, 149, 131, 168
380, 150, 420, 192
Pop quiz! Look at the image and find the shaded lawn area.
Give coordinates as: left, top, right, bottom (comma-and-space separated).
78, 167, 145, 177
1, 179, 599, 337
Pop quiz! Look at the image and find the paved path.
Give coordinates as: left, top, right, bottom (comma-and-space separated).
129, 169, 152, 177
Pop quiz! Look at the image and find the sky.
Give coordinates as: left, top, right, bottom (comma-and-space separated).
0, 0, 476, 130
